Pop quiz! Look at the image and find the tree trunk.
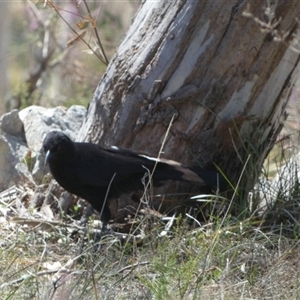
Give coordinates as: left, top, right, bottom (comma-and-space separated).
78, 0, 300, 213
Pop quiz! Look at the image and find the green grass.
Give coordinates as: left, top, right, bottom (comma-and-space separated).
3, 147, 300, 299
1, 204, 300, 300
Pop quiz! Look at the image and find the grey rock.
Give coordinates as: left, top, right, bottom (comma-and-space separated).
0, 109, 24, 137
15, 162, 36, 186
18, 105, 86, 183
31, 151, 47, 183
0, 105, 86, 191
0, 134, 32, 191
19, 105, 86, 152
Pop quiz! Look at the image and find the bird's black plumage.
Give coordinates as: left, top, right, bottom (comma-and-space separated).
43, 131, 218, 225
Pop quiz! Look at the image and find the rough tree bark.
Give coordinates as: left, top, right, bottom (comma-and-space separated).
78, 0, 300, 213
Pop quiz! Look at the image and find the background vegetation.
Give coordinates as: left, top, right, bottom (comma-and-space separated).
1, 1, 300, 299
1, 0, 140, 111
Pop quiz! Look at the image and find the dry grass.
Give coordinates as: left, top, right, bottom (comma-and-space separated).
3, 105, 300, 299
1, 184, 300, 300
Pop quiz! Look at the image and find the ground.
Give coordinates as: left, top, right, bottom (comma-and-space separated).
1, 181, 300, 300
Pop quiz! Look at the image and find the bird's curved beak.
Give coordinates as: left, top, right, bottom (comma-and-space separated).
45, 150, 50, 165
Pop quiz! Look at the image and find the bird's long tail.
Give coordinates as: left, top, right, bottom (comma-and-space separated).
152, 160, 225, 188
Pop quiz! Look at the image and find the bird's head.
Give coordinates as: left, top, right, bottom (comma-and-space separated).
43, 131, 75, 165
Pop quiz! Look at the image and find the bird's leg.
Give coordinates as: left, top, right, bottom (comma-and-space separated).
101, 221, 109, 232
99, 206, 114, 235
79, 204, 95, 226
78, 204, 112, 252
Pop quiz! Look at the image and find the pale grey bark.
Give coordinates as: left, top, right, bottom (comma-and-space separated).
78, 0, 300, 207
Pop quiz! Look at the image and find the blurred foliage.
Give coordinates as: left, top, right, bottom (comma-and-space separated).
4, 0, 140, 111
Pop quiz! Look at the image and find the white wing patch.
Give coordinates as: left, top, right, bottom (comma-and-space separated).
139, 154, 160, 162
139, 154, 182, 166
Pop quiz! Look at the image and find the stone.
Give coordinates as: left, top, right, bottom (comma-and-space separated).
0, 109, 24, 138
19, 105, 86, 152
0, 105, 87, 191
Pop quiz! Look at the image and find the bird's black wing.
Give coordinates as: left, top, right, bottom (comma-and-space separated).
72, 143, 159, 188
72, 142, 208, 191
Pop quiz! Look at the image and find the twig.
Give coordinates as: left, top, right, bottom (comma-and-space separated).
99, 173, 116, 223
220, 154, 252, 227
111, 261, 150, 287
83, 0, 109, 65
0, 269, 82, 289
46, 1, 106, 64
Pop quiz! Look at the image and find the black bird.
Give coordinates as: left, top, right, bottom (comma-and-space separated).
43, 131, 219, 227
